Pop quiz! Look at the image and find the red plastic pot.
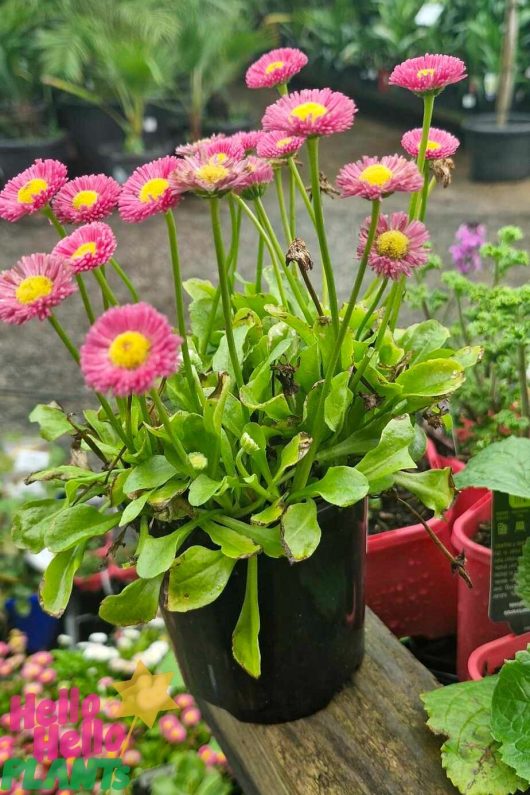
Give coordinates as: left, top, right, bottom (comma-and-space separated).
452, 493, 511, 680
468, 631, 530, 680
426, 440, 487, 519
74, 539, 136, 593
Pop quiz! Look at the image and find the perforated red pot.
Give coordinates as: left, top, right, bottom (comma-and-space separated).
452, 493, 511, 680
468, 631, 530, 680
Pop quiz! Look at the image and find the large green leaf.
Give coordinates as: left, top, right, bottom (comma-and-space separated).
491, 649, 530, 782
100, 575, 164, 626
40, 543, 86, 617
215, 516, 283, 558
356, 416, 416, 490
212, 324, 250, 380
44, 505, 121, 552
398, 320, 450, 364
202, 520, 261, 559
167, 546, 236, 611
294, 466, 369, 507
396, 358, 464, 397
136, 527, 193, 579
123, 456, 178, 495
188, 474, 229, 507
232, 556, 261, 678
281, 500, 321, 562
12, 499, 65, 553
454, 438, 530, 499
423, 679, 527, 795
324, 372, 353, 432
274, 432, 311, 481
29, 402, 73, 441
394, 468, 455, 517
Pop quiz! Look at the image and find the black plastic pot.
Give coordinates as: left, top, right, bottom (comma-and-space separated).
463, 113, 530, 182
98, 143, 174, 183
0, 134, 70, 185
162, 501, 366, 724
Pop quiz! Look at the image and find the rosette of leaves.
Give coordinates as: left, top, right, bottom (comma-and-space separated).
14, 287, 477, 678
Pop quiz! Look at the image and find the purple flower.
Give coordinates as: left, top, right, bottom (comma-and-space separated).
449, 223, 486, 273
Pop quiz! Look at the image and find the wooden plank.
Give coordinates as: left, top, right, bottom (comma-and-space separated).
200, 609, 457, 795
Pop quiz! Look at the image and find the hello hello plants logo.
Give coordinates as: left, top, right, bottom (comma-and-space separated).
0, 661, 178, 792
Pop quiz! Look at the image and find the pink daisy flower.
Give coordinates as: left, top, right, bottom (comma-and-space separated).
0, 159, 67, 222
389, 54, 467, 95
336, 155, 423, 201
80, 302, 182, 396
230, 130, 262, 153
358, 212, 430, 279
175, 134, 226, 157
262, 88, 356, 138
197, 136, 245, 165
170, 152, 244, 197
233, 156, 274, 198
246, 47, 308, 89
401, 127, 460, 159
256, 130, 305, 159
118, 156, 181, 223
0, 253, 76, 325
53, 174, 121, 224
52, 222, 117, 273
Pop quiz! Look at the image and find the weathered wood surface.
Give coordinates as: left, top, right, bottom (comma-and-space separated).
200, 609, 457, 795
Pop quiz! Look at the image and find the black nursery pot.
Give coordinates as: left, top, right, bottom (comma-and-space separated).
0, 134, 70, 185
463, 113, 530, 182
162, 501, 366, 724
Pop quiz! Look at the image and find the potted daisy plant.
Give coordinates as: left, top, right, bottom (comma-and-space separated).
2, 47, 476, 723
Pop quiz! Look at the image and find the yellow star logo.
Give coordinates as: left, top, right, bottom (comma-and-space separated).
113, 661, 177, 729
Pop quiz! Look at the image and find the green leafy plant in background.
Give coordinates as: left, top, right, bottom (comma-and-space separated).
172, 0, 271, 140
150, 752, 233, 795
37, 0, 181, 153
287, 0, 363, 75
408, 226, 529, 455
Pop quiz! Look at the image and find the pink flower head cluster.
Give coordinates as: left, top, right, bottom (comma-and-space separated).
233, 155, 274, 199
389, 54, 467, 95
358, 212, 430, 279
262, 88, 356, 138
0, 253, 76, 325
52, 222, 117, 272
450, 223, 487, 273
198, 744, 228, 768
0, 159, 68, 222
401, 127, 460, 159
119, 156, 181, 223
246, 47, 308, 89
159, 713, 187, 744
232, 130, 262, 153
337, 155, 423, 201
53, 174, 121, 224
80, 302, 182, 396
256, 130, 305, 160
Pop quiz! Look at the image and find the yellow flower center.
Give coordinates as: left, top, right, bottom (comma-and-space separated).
108, 331, 151, 370
72, 241, 97, 259
265, 60, 284, 74
195, 163, 229, 185
359, 164, 393, 187
72, 190, 99, 210
210, 152, 228, 164
417, 68, 435, 78
290, 102, 328, 122
17, 178, 48, 204
139, 177, 169, 203
426, 140, 441, 151
276, 136, 294, 149
376, 230, 409, 260
15, 275, 53, 304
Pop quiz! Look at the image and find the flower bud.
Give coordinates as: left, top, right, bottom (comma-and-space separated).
188, 452, 208, 471
241, 433, 260, 454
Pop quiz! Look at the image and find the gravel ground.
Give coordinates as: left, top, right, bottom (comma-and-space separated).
2, 105, 530, 432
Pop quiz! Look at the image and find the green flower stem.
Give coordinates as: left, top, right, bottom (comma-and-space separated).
306, 137, 339, 335
289, 165, 296, 238
99, 266, 110, 310
277, 83, 288, 97
418, 163, 431, 222
164, 210, 201, 412
232, 194, 288, 308
355, 277, 389, 342
274, 168, 292, 244
48, 314, 80, 364
150, 388, 193, 474
97, 392, 133, 451
348, 349, 376, 398
291, 201, 381, 492
254, 197, 313, 322
93, 267, 118, 306
255, 235, 264, 292
409, 93, 435, 220
138, 396, 153, 453
75, 274, 96, 323
287, 158, 315, 224
389, 276, 405, 331
42, 204, 66, 237
209, 197, 243, 390
518, 343, 530, 429
374, 282, 399, 352
109, 258, 139, 302
227, 195, 242, 286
